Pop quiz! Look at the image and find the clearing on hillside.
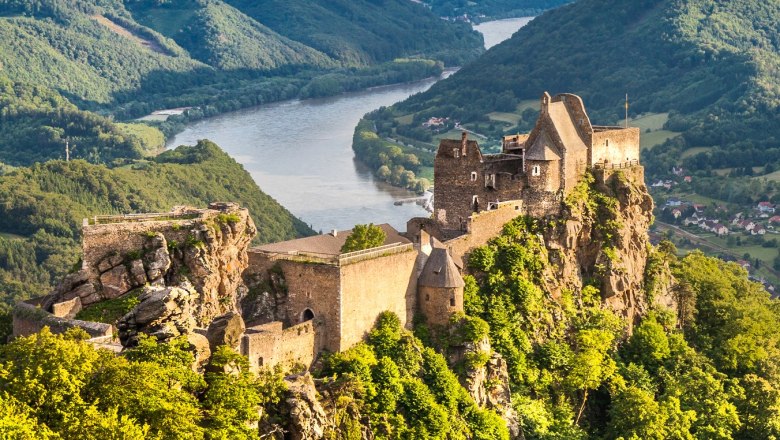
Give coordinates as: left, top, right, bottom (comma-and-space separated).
92, 15, 168, 55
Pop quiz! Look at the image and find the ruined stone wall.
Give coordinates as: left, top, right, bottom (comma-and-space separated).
419, 286, 463, 327
434, 140, 486, 230
13, 301, 112, 339
522, 190, 563, 218
445, 201, 524, 266
81, 220, 192, 277
241, 320, 319, 374
556, 94, 593, 146
338, 249, 418, 351
279, 261, 342, 352
591, 128, 640, 166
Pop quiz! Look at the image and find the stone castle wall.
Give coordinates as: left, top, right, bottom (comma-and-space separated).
434, 140, 484, 230
13, 301, 113, 339
241, 320, 319, 374
446, 201, 524, 266
278, 260, 341, 352
591, 128, 640, 166
338, 248, 418, 351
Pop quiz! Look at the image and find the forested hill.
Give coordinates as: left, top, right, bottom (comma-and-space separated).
0, 0, 483, 105
422, 0, 573, 21
383, 0, 780, 178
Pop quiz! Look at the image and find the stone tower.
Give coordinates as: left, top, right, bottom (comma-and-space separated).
418, 248, 465, 326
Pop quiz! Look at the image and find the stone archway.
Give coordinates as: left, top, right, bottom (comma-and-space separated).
301, 308, 315, 323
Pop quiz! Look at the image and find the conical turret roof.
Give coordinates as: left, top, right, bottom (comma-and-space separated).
419, 248, 465, 288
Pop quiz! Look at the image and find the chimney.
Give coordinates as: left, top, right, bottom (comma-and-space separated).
461, 131, 468, 156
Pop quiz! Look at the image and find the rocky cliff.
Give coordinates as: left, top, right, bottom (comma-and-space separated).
536, 168, 661, 324
43, 203, 257, 346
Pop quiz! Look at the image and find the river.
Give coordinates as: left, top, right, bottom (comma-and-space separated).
168, 17, 532, 233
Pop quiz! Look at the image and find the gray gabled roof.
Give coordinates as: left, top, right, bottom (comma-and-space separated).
525, 132, 561, 161
419, 248, 464, 288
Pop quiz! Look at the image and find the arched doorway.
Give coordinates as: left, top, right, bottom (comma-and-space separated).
301, 308, 315, 323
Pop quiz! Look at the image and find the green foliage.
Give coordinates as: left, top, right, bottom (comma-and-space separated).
215, 213, 241, 225
0, 329, 289, 439
318, 311, 510, 440
352, 118, 434, 193
222, 0, 484, 66
74, 289, 141, 324
340, 223, 386, 253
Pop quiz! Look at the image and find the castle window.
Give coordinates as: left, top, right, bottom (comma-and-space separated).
532, 165, 541, 176
450, 297, 456, 307
301, 308, 314, 323
470, 171, 477, 181
426, 293, 430, 301
472, 195, 479, 212
258, 357, 264, 367
606, 139, 610, 147
453, 148, 459, 158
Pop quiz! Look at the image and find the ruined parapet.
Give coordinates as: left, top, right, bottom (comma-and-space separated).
241, 320, 321, 374
13, 300, 112, 340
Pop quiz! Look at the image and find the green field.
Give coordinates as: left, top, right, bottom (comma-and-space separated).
628, 112, 669, 131
757, 169, 780, 182
681, 146, 712, 159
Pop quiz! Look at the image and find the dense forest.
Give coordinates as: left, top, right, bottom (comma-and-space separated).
0, 140, 313, 341
370, 0, 780, 180
422, 0, 572, 21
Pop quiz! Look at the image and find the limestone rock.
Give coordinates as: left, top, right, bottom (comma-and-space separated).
186, 332, 211, 373
117, 283, 198, 346
128, 259, 147, 287
206, 311, 245, 352
278, 373, 328, 440
145, 243, 171, 284
100, 265, 132, 300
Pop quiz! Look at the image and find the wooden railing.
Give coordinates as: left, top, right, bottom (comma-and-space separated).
592, 159, 640, 170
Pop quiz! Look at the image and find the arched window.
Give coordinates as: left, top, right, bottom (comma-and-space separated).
532, 165, 541, 176
301, 309, 314, 323
470, 171, 477, 181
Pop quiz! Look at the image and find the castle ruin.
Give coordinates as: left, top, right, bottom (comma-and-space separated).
13, 92, 645, 373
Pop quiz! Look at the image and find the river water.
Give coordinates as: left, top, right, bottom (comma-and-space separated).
168, 18, 532, 233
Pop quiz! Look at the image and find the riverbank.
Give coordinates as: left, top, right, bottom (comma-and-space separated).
349, 17, 535, 194
134, 59, 446, 141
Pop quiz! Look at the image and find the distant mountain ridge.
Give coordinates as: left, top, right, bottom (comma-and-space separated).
383, 0, 780, 177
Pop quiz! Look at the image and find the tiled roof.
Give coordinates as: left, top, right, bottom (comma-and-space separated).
254, 223, 409, 256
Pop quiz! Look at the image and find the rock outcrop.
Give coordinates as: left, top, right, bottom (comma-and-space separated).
539, 169, 659, 325
206, 311, 246, 353
449, 335, 523, 439
43, 202, 257, 347
117, 283, 199, 346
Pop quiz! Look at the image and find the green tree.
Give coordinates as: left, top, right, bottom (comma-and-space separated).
341, 223, 386, 253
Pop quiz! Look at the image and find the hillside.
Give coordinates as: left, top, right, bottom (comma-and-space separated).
0, 140, 313, 338
222, 0, 484, 66
372, 0, 780, 179
423, 0, 573, 20
125, 0, 335, 71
